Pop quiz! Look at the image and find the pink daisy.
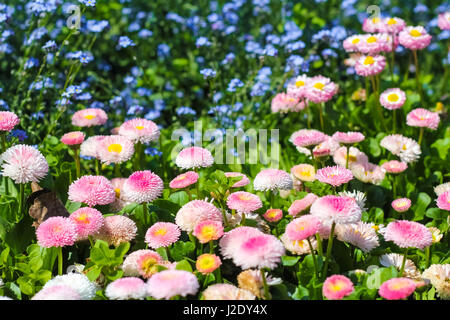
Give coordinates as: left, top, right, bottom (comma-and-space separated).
380, 134, 421, 164
333, 146, 368, 169
391, 198, 412, 212
335, 221, 380, 253
290, 129, 328, 149
226, 191, 262, 214
97, 135, 135, 164
80, 135, 107, 158
71, 108, 108, 127
224, 172, 250, 187
175, 146, 214, 169
378, 278, 416, 300
219, 226, 285, 270
94, 215, 137, 247
381, 160, 408, 174
384, 220, 432, 249
0, 144, 49, 184
312, 135, 340, 158
61, 131, 85, 146
193, 220, 224, 244
147, 270, 199, 300
202, 284, 255, 300
0, 111, 20, 132
383, 17, 406, 34
69, 207, 104, 240
304, 76, 338, 104
32, 285, 82, 300
105, 277, 147, 300
379, 88, 406, 110
271, 93, 304, 113
357, 34, 388, 55
291, 164, 316, 182
263, 209, 283, 222
332, 131, 365, 144
253, 168, 293, 191
122, 170, 164, 203
286, 74, 310, 99
175, 200, 222, 232
362, 17, 384, 33
285, 215, 321, 241
323, 275, 354, 300
351, 162, 386, 185
310, 195, 361, 224
436, 191, 450, 211
196, 254, 222, 274
110, 177, 129, 212
68, 175, 116, 207
118, 118, 160, 144
437, 12, 450, 31
355, 55, 386, 76
145, 222, 181, 249
398, 26, 432, 50
288, 193, 318, 217
406, 108, 440, 130
315, 165, 353, 187
36, 217, 78, 248
136, 251, 164, 279
169, 171, 199, 189
343, 34, 364, 52
122, 249, 162, 277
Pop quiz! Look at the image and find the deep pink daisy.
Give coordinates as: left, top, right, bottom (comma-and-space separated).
224, 172, 250, 187
406, 108, 440, 130
118, 118, 160, 144
122, 170, 164, 204
391, 198, 412, 212
71, 108, 108, 127
323, 275, 354, 300
145, 222, 181, 249
61, 131, 85, 146
175, 147, 214, 169
331, 131, 365, 144
378, 278, 416, 300
68, 175, 116, 207
226, 191, 262, 214
0, 111, 20, 132
288, 193, 318, 217
36, 217, 78, 248
381, 160, 408, 174
315, 165, 353, 187
384, 220, 432, 249
437, 191, 450, 211
169, 171, 199, 189
285, 215, 321, 241
69, 207, 104, 240
310, 195, 361, 224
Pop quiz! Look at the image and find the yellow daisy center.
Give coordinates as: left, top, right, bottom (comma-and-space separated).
135, 126, 144, 130
267, 210, 278, 218
372, 17, 380, 24
410, 29, 421, 37
292, 240, 306, 248
402, 144, 407, 150
295, 80, 305, 87
76, 213, 90, 224
366, 36, 377, 43
198, 256, 215, 270
200, 226, 216, 239
387, 18, 397, 25
351, 38, 360, 44
435, 102, 444, 111
387, 93, 399, 102
108, 143, 123, 153
141, 257, 158, 275
345, 154, 357, 162
313, 82, 325, 90
154, 227, 167, 236
84, 114, 96, 120
114, 188, 121, 198
364, 56, 375, 65
238, 194, 252, 201
52, 226, 62, 233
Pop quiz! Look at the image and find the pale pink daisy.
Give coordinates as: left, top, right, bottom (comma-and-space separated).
437, 12, 450, 30
169, 171, 199, 189
69, 207, 104, 240
36, 217, 78, 248
80, 135, 107, 158
110, 177, 130, 212
422, 264, 450, 300
383, 17, 406, 33
32, 285, 82, 300
434, 182, 450, 197
288, 193, 318, 217
105, 277, 147, 300
310, 195, 361, 224
335, 221, 380, 252
391, 198, 412, 212
224, 172, 250, 187
175, 146, 214, 169
313, 135, 340, 158
286, 74, 310, 99
381, 160, 408, 174
147, 270, 199, 300
145, 222, 181, 249
227, 191, 262, 214
357, 34, 388, 55
263, 209, 283, 222
68, 175, 116, 207
333, 146, 369, 169
286, 215, 321, 241
122, 249, 161, 277
362, 17, 384, 33
290, 129, 328, 148
136, 251, 164, 279
355, 55, 386, 76
202, 283, 256, 300
219, 226, 285, 269
332, 131, 365, 144
253, 168, 293, 191
384, 220, 432, 249
41, 273, 98, 300
175, 200, 222, 232
118, 118, 160, 144
281, 233, 317, 255
304, 75, 337, 104
271, 93, 304, 113
398, 26, 432, 50
122, 170, 164, 203
0, 144, 49, 184
343, 34, 364, 52
351, 162, 386, 185
323, 275, 354, 300
437, 191, 450, 211
291, 164, 316, 182
97, 135, 135, 164
196, 254, 222, 274
380, 134, 421, 163
0, 111, 20, 132
378, 278, 416, 300
61, 131, 85, 146
315, 165, 353, 187
406, 108, 440, 130
94, 215, 137, 247
71, 108, 108, 127
193, 220, 224, 244
379, 88, 406, 110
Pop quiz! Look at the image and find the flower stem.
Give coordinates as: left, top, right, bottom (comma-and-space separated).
88, 235, 94, 248
412, 50, 423, 103
315, 233, 323, 257
399, 247, 409, 276
345, 145, 350, 169
322, 222, 336, 280
209, 241, 214, 254
18, 183, 25, 221
142, 202, 149, 227
74, 147, 81, 179
425, 246, 430, 269
58, 247, 63, 276
393, 109, 397, 133
260, 269, 270, 300
309, 148, 317, 171
418, 127, 424, 146
307, 238, 319, 279
318, 103, 324, 132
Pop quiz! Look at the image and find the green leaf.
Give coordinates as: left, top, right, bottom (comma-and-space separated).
175, 259, 193, 272
65, 201, 82, 213
17, 277, 34, 296
366, 266, 398, 289
4, 282, 21, 300
425, 208, 447, 220
281, 255, 300, 267
413, 192, 431, 221
170, 241, 195, 261
86, 266, 102, 282
114, 242, 130, 260
152, 199, 181, 214
169, 191, 189, 207
292, 285, 309, 300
